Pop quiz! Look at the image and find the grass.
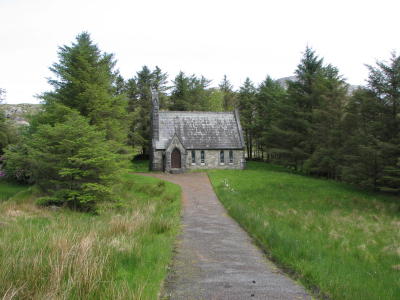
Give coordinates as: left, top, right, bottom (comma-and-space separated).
208, 161, 400, 300
0, 180, 29, 202
0, 170, 181, 299
131, 159, 150, 173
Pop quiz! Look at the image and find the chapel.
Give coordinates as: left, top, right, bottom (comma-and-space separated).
150, 91, 246, 173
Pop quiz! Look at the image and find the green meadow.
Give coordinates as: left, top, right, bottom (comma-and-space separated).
0, 169, 180, 299
208, 162, 400, 300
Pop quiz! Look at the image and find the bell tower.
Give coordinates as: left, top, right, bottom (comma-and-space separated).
150, 89, 160, 171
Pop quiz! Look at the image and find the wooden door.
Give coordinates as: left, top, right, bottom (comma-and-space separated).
171, 148, 181, 168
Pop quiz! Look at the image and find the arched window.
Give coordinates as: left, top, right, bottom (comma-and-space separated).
229, 150, 233, 163
191, 150, 196, 164
220, 150, 225, 164
201, 150, 205, 164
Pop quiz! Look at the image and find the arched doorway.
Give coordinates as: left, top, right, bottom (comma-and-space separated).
171, 148, 181, 169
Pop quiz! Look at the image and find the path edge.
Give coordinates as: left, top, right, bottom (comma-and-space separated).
205, 172, 325, 300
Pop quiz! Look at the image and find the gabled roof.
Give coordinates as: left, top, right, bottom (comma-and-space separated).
154, 110, 245, 150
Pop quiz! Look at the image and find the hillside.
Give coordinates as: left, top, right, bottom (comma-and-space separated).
1, 103, 42, 125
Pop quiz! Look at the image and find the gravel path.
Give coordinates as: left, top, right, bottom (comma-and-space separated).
144, 172, 311, 300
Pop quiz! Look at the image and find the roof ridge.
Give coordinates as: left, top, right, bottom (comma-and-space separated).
159, 110, 233, 114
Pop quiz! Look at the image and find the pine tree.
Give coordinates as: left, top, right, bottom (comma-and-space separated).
4, 33, 124, 208
341, 53, 400, 192
366, 52, 400, 192
266, 89, 304, 168
267, 48, 348, 174
255, 76, 287, 160
169, 72, 190, 111
238, 78, 257, 159
113, 74, 126, 96
219, 75, 236, 110
341, 89, 385, 189
380, 157, 400, 194
126, 66, 169, 154
305, 65, 348, 178
5, 112, 119, 210
267, 48, 326, 170
287, 47, 325, 170
207, 88, 224, 111
169, 72, 213, 111
42, 32, 127, 143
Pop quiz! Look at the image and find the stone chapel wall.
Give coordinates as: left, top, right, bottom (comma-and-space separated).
185, 149, 245, 170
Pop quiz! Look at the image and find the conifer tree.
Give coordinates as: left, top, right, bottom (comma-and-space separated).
305, 65, 348, 178
42, 32, 127, 142
3, 33, 123, 209
367, 53, 400, 192
219, 75, 237, 110
126, 66, 169, 154
255, 76, 287, 160
238, 78, 257, 159
169, 72, 213, 111
169, 72, 191, 111
5, 112, 119, 210
267, 48, 348, 173
286, 47, 325, 170
344, 52, 400, 192
341, 89, 385, 188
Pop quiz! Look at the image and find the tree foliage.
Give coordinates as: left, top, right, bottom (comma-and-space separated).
219, 75, 237, 110
42, 32, 127, 143
5, 113, 118, 210
125, 65, 169, 154
238, 78, 257, 159
3, 35, 400, 197
240, 48, 399, 194
4, 33, 124, 210
341, 53, 400, 191
169, 72, 221, 111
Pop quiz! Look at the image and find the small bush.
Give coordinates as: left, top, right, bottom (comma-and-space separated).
36, 196, 61, 207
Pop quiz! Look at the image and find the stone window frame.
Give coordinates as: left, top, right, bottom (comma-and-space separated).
229, 150, 234, 164
220, 150, 225, 165
191, 150, 196, 165
200, 150, 205, 164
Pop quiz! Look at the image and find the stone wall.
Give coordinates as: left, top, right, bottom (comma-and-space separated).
151, 150, 164, 171
185, 149, 245, 170
151, 149, 245, 172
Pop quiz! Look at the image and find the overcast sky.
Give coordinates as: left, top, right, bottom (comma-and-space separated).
1, 0, 399, 104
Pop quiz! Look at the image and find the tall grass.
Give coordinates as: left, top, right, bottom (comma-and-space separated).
0, 173, 180, 299
208, 162, 400, 300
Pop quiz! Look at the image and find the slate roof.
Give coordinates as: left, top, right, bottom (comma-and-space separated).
154, 111, 245, 150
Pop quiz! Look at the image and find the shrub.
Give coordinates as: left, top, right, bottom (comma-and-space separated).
2, 139, 33, 183
5, 112, 119, 211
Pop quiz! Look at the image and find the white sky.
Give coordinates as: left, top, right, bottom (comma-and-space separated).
0, 0, 399, 104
